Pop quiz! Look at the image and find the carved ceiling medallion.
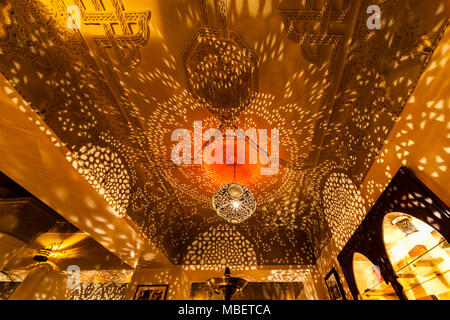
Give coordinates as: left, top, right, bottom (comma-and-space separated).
183, 0, 258, 123
279, 0, 351, 68
75, 0, 151, 71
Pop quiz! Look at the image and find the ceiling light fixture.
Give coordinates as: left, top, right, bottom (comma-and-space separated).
32, 241, 63, 262
33, 248, 52, 262
212, 183, 256, 224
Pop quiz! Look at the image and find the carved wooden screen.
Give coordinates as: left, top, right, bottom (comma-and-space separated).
337, 167, 450, 300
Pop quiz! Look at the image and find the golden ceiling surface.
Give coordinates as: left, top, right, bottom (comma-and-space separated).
0, 0, 448, 266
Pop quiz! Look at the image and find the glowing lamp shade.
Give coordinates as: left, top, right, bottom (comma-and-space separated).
212, 183, 256, 224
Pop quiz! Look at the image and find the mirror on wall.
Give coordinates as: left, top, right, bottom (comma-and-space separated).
383, 213, 450, 300
352, 252, 398, 300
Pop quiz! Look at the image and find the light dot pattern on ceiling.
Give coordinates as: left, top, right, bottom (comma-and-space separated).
183, 25, 258, 123
0, 0, 447, 266
72, 143, 131, 215
183, 225, 258, 269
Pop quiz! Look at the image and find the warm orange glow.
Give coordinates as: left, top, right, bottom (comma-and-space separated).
202, 136, 266, 188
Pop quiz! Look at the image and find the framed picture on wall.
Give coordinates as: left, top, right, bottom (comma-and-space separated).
324, 268, 346, 300
133, 285, 168, 300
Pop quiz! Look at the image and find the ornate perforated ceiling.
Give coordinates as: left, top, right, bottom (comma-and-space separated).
0, 0, 448, 266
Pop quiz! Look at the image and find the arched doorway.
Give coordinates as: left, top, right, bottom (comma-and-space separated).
383, 212, 450, 300
352, 252, 398, 300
